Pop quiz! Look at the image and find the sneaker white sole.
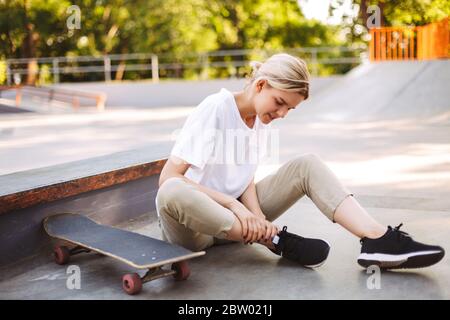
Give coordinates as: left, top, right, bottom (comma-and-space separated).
358, 250, 443, 269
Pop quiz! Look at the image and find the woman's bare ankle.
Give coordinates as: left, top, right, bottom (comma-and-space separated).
363, 226, 387, 239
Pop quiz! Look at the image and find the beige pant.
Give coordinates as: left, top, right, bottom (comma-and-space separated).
155, 153, 353, 252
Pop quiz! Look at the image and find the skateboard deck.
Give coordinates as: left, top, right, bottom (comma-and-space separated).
43, 213, 205, 294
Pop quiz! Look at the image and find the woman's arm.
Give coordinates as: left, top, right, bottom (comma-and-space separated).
159, 155, 236, 209
238, 178, 280, 241
159, 156, 269, 242
238, 178, 266, 219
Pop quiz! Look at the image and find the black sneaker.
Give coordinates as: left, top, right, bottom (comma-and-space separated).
358, 223, 445, 270
271, 226, 330, 268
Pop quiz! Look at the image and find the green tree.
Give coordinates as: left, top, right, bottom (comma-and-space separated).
357, 0, 450, 27
326, 0, 450, 65
0, 0, 72, 83
1, 0, 356, 82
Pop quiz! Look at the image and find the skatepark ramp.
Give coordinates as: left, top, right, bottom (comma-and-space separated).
299, 60, 450, 122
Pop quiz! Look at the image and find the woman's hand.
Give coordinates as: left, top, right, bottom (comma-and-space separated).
252, 210, 279, 242
261, 219, 279, 242
228, 200, 265, 243
228, 200, 278, 244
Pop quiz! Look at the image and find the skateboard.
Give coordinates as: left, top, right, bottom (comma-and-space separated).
43, 213, 205, 295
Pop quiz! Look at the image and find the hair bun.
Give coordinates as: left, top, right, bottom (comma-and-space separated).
249, 61, 263, 72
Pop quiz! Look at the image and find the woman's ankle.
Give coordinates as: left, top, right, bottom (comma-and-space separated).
363, 226, 388, 239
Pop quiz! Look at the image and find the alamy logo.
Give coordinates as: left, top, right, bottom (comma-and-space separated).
66, 265, 81, 290
366, 265, 381, 290
66, 5, 81, 30
171, 128, 280, 166
366, 5, 381, 28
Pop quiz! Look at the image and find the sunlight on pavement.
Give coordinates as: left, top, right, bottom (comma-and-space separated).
0, 107, 194, 129
255, 143, 450, 189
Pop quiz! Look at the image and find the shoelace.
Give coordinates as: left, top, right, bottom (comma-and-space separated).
276, 226, 288, 243
390, 223, 412, 242
360, 223, 411, 244
274, 226, 293, 249
271, 226, 288, 252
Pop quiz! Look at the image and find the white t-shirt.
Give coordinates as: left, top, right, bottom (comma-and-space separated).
171, 88, 273, 199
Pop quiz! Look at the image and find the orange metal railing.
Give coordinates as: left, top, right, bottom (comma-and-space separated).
0, 85, 106, 110
370, 18, 449, 61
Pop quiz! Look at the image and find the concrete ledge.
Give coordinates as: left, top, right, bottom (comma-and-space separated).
0, 144, 171, 214
0, 143, 171, 266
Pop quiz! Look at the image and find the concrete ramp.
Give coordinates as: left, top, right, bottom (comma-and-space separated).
300, 60, 450, 122
52, 77, 341, 109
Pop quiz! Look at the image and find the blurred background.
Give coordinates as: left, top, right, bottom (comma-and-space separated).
1, 0, 448, 85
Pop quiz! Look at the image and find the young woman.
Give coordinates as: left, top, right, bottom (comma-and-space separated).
156, 53, 445, 269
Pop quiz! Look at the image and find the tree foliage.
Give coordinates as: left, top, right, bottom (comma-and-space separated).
1, 0, 343, 59
1, 0, 447, 83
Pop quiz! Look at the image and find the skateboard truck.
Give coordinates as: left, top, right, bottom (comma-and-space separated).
53, 245, 91, 265
53, 245, 190, 295
122, 261, 190, 295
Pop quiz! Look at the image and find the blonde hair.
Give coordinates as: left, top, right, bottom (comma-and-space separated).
246, 53, 310, 100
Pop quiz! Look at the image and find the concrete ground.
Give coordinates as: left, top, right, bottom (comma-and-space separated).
1, 61, 449, 299
1, 200, 449, 299
1, 112, 449, 299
